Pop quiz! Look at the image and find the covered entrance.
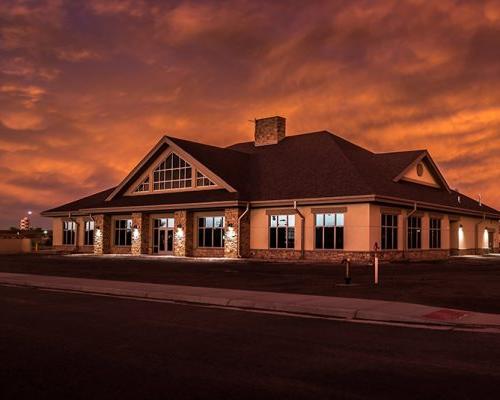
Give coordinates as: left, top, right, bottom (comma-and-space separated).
153, 218, 175, 254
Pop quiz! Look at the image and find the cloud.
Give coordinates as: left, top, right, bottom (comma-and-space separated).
0, 0, 499, 228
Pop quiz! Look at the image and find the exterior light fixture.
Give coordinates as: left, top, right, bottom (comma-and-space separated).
132, 227, 140, 240
176, 225, 184, 238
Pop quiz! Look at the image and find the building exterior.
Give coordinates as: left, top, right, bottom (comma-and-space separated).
42, 116, 500, 261
20, 216, 31, 231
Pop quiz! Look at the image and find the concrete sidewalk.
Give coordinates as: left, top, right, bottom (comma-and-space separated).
1, 272, 500, 331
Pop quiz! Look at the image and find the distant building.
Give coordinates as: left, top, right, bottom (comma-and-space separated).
20, 216, 31, 231
42, 116, 499, 260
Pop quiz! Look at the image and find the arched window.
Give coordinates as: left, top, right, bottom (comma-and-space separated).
153, 153, 192, 190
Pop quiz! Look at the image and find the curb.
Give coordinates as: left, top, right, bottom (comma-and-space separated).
2, 277, 500, 331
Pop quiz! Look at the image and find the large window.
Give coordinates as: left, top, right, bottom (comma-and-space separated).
315, 213, 344, 249
269, 214, 295, 249
84, 220, 94, 246
114, 219, 132, 246
429, 218, 441, 249
153, 153, 192, 191
381, 214, 398, 250
196, 171, 215, 187
62, 220, 76, 245
407, 216, 422, 249
198, 216, 225, 248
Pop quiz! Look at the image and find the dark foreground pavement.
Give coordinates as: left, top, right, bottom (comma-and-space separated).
1, 286, 500, 399
1, 253, 500, 313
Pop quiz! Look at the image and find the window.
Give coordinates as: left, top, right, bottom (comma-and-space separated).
62, 220, 76, 245
114, 219, 132, 246
198, 216, 225, 248
430, 218, 441, 249
196, 171, 215, 187
315, 213, 344, 249
84, 220, 94, 246
153, 153, 192, 191
381, 214, 398, 250
134, 177, 149, 193
269, 215, 295, 249
407, 216, 421, 249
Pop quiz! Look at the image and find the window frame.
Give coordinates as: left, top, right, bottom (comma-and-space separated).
62, 220, 76, 245
84, 220, 94, 246
269, 214, 295, 249
314, 213, 344, 250
429, 218, 441, 249
114, 219, 132, 247
407, 216, 422, 249
381, 214, 398, 250
153, 153, 193, 191
197, 216, 225, 248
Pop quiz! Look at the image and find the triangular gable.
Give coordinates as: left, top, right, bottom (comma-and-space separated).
106, 136, 237, 201
393, 151, 451, 192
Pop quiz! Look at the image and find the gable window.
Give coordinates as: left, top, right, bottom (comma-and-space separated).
315, 213, 344, 249
62, 221, 76, 245
134, 177, 149, 193
84, 220, 94, 246
407, 216, 421, 249
196, 171, 215, 187
429, 218, 441, 249
198, 216, 225, 248
153, 153, 192, 191
114, 219, 132, 246
269, 214, 295, 249
381, 214, 398, 250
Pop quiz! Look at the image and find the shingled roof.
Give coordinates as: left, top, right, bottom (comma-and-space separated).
42, 131, 499, 217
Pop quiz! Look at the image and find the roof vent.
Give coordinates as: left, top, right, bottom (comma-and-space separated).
254, 116, 286, 146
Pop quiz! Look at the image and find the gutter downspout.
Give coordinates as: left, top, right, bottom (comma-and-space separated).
293, 200, 305, 259
237, 203, 250, 258
403, 202, 417, 259
475, 213, 486, 255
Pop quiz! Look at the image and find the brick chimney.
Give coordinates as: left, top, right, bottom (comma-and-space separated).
254, 116, 286, 146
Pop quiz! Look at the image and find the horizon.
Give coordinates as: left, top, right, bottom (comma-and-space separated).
1, 0, 500, 229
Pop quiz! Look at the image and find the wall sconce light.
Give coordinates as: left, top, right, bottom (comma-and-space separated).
133, 227, 140, 240
176, 225, 184, 238
226, 224, 236, 239
95, 228, 102, 238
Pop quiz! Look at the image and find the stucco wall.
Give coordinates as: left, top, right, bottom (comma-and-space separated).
403, 161, 439, 186
0, 238, 31, 254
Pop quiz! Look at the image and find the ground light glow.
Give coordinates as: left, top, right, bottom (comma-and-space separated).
458, 225, 465, 249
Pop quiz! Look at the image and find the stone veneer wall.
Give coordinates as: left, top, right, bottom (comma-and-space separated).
131, 212, 150, 255
224, 207, 250, 258
93, 214, 111, 255
173, 210, 193, 257
193, 247, 224, 258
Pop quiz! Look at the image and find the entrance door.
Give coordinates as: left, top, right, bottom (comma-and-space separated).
153, 218, 175, 254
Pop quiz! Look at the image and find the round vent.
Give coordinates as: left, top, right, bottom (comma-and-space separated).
416, 163, 424, 176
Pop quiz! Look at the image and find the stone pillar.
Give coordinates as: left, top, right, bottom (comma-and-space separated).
93, 214, 111, 255
224, 207, 250, 258
173, 210, 193, 257
131, 212, 150, 255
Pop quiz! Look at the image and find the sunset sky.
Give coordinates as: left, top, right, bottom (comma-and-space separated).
1, 0, 499, 229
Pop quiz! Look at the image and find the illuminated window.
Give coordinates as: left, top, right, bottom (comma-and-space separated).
153, 153, 192, 191
62, 220, 76, 245
84, 220, 94, 246
198, 216, 225, 248
381, 214, 398, 250
196, 171, 215, 187
269, 215, 295, 249
407, 216, 421, 249
134, 177, 150, 193
315, 213, 344, 249
429, 218, 441, 249
114, 219, 132, 246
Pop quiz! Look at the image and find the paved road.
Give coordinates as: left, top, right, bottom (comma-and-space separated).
1, 286, 499, 399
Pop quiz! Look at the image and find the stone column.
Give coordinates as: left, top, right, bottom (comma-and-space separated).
93, 214, 111, 255
173, 210, 193, 257
131, 212, 150, 255
224, 207, 250, 258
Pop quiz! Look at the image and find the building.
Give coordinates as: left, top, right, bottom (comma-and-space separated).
20, 216, 31, 231
41, 116, 500, 261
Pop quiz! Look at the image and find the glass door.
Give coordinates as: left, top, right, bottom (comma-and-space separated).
153, 218, 175, 255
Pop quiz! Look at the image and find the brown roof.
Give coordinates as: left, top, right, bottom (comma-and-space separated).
43, 132, 499, 217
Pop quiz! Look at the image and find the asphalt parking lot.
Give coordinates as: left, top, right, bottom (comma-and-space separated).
1, 254, 499, 313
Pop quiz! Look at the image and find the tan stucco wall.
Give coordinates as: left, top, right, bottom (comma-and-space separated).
403, 161, 439, 186
52, 217, 63, 246
453, 216, 499, 250
0, 238, 31, 254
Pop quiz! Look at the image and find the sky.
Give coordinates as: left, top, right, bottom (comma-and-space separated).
1, 0, 499, 229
